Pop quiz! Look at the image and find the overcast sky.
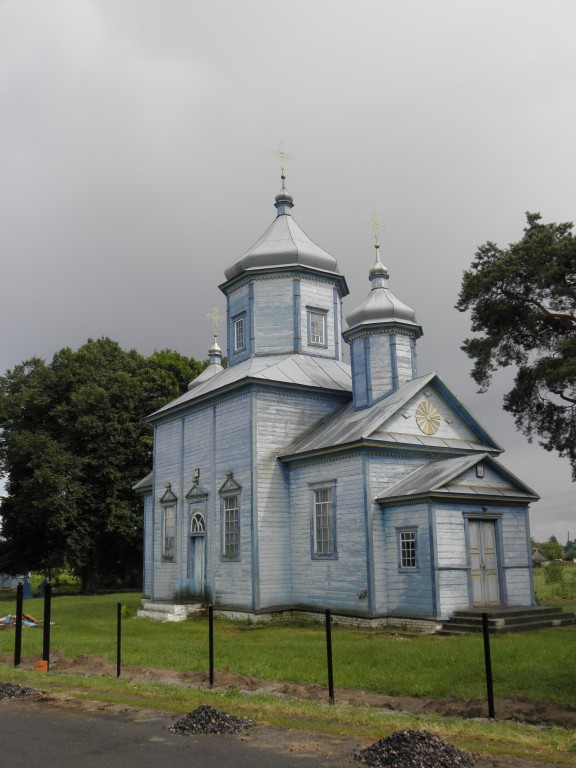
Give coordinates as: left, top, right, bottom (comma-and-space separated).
1, 0, 575, 542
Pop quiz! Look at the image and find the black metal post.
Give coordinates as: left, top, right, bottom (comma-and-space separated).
325, 609, 335, 705
208, 605, 214, 689
14, 582, 23, 667
42, 582, 52, 670
116, 602, 122, 678
482, 612, 495, 718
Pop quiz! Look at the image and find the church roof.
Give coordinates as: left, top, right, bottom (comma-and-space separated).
375, 453, 539, 504
280, 372, 503, 460
147, 354, 352, 421
344, 252, 421, 334
223, 184, 345, 283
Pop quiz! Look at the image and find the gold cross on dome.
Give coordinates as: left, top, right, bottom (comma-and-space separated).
207, 306, 224, 337
270, 140, 293, 179
367, 211, 385, 249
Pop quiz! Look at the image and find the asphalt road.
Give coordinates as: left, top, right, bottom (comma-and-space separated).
0, 699, 356, 768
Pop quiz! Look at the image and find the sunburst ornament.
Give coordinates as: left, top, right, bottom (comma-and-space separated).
415, 401, 441, 435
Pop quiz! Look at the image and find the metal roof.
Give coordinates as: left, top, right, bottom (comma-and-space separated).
376, 453, 539, 503
147, 354, 352, 420
280, 372, 503, 459
224, 192, 343, 281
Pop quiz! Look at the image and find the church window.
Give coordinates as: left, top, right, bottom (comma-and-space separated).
311, 483, 337, 558
191, 511, 206, 534
233, 314, 246, 352
222, 494, 240, 559
398, 529, 418, 570
307, 308, 327, 346
162, 506, 175, 560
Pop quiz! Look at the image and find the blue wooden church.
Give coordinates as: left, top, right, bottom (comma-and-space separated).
134, 176, 539, 628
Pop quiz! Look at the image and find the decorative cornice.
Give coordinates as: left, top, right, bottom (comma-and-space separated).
377, 492, 532, 509
220, 267, 348, 298
152, 382, 349, 427
342, 323, 420, 343
280, 439, 486, 465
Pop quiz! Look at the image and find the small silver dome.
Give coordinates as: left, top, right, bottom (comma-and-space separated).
346, 285, 419, 328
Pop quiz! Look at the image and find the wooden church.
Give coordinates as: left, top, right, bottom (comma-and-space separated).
134, 175, 539, 628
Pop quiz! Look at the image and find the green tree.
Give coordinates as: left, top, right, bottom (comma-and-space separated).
539, 537, 565, 561
0, 339, 206, 592
456, 213, 576, 478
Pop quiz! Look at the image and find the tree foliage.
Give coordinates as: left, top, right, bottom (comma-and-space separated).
0, 339, 206, 592
456, 213, 576, 478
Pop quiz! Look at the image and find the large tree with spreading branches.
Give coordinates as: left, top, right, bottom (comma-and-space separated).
0, 338, 206, 592
456, 213, 576, 478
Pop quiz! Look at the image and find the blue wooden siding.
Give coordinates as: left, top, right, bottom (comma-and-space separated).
142, 492, 153, 598
289, 457, 371, 613
226, 284, 251, 364
300, 280, 338, 358
255, 391, 346, 608
253, 278, 295, 355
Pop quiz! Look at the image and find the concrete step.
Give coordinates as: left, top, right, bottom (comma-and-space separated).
440, 606, 576, 635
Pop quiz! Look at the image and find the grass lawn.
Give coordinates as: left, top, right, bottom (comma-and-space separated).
0, 591, 575, 707
1, 591, 576, 765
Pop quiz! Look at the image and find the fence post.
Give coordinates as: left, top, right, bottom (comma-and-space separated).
42, 582, 52, 670
208, 605, 214, 689
116, 602, 122, 678
482, 612, 495, 718
14, 582, 23, 667
325, 609, 335, 705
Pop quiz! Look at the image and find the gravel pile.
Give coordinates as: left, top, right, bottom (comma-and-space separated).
169, 705, 255, 735
354, 729, 475, 768
0, 682, 43, 700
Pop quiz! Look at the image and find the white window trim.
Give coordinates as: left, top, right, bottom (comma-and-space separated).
310, 481, 337, 559
162, 505, 176, 561
307, 307, 328, 347
233, 314, 246, 353
221, 493, 240, 560
397, 527, 418, 571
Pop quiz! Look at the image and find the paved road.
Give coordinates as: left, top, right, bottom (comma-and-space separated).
0, 699, 356, 768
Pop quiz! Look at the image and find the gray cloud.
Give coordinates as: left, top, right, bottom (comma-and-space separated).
1, 0, 575, 540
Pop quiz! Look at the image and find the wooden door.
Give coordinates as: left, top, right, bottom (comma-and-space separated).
188, 510, 206, 598
468, 519, 500, 606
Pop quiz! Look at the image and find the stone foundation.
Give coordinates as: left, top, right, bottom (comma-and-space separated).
138, 600, 441, 632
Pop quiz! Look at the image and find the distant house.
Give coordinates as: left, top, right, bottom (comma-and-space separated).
532, 547, 550, 567
0, 574, 20, 590
135, 177, 540, 628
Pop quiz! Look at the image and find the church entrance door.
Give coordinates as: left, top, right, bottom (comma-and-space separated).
188, 510, 206, 598
467, 519, 501, 606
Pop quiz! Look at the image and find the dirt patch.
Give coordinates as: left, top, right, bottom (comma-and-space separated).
2, 650, 574, 731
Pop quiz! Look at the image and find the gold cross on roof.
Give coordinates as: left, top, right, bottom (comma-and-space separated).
270, 140, 293, 180
367, 211, 385, 250
207, 306, 224, 336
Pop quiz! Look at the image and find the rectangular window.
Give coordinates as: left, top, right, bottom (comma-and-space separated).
234, 316, 245, 352
313, 486, 335, 556
223, 495, 239, 559
308, 309, 327, 346
399, 529, 417, 569
162, 506, 175, 560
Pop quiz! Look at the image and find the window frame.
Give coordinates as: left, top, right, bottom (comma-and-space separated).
310, 481, 337, 559
307, 307, 328, 348
221, 493, 240, 560
162, 505, 176, 561
397, 527, 418, 571
233, 313, 246, 353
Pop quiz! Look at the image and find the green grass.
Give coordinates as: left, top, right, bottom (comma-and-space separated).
1, 592, 576, 765
534, 564, 576, 608
1, 591, 575, 707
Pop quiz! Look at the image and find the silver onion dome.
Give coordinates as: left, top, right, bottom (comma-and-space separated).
224, 184, 343, 281
345, 253, 420, 330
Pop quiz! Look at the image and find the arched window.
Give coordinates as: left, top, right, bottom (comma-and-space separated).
191, 511, 206, 535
